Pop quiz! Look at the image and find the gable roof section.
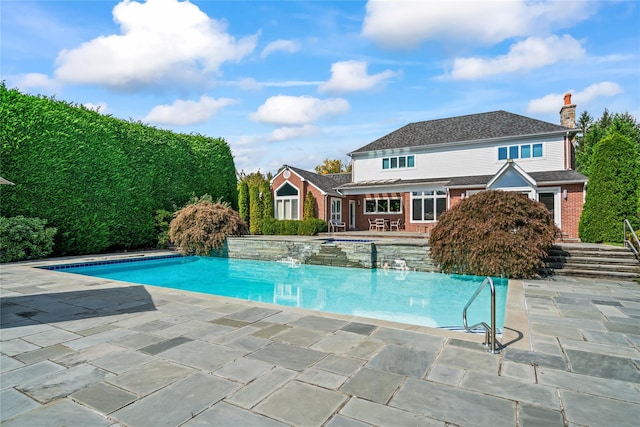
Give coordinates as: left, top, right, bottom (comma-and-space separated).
447, 169, 587, 189
276, 165, 350, 197
350, 111, 573, 154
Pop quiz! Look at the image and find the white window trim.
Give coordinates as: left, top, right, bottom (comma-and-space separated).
274, 181, 300, 220
537, 187, 561, 229
363, 197, 403, 215
410, 190, 447, 223
330, 197, 342, 222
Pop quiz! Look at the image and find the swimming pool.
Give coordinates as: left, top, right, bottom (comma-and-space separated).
48, 256, 508, 330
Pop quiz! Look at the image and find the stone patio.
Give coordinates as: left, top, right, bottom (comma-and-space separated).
1, 252, 638, 426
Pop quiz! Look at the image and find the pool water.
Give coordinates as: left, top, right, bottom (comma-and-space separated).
54, 256, 508, 329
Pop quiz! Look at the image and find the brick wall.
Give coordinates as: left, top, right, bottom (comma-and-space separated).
561, 184, 584, 239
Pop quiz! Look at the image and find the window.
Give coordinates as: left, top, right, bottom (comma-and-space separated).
498, 143, 543, 160
533, 143, 543, 157
382, 155, 415, 170
411, 190, 446, 222
275, 182, 299, 220
331, 198, 342, 222
538, 192, 554, 214
364, 198, 402, 214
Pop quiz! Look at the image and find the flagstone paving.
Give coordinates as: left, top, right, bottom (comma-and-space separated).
1, 252, 639, 426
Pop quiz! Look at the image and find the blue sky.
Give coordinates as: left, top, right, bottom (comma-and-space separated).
2, 0, 639, 174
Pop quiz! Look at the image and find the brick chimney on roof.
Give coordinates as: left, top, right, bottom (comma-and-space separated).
560, 92, 576, 128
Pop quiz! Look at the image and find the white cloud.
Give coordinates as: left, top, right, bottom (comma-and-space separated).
144, 96, 237, 125
9, 72, 60, 94
83, 102, 109, 113
449, 35, 585, 80
54, 0, 257, 88
268, 125, 319, 141
527, 82, 623, 114
319, 60, 399, 93
362, 0, 592, 49
261, 39, 299, 59
250, 95, 350, 126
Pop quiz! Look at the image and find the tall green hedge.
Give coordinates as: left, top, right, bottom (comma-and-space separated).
579, 132, 640, 243
0, 84, 238, 255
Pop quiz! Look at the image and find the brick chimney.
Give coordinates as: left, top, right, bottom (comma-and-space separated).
560, 93, 576, 128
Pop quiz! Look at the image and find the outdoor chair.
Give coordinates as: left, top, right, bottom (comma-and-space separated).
390, 218, 403, 231
375, 218, 386, 231
329, 219, 346, 232
368, 218, 376, 231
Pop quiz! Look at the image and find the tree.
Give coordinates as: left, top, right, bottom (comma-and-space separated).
238, 181, 250, 223
315, 158, 352, 174
576, 109, 640, 176
303, 191, 316, 220
430, 191, 558, 278
579, 132, 640, 243
261, 181, 273, 220
168, 201, 248, 255
249, 185, 263, 235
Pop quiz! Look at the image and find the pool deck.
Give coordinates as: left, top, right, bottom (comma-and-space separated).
1, 251, 639, 426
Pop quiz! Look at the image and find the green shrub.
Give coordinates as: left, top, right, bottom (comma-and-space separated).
579, 132, 640, 243
298, 218, 327, 235
303, 191, 316, 220
168, 201, 247, 256
238, 181, 250, 223
430, 190, 558, 278
262, 218, 280, 235
249, 185, 263, 234
283, 220, 298, 235
261, 218, 327, 236
261, 181, 273, 221
155, 209, 173, 248
0, 216, 57, 262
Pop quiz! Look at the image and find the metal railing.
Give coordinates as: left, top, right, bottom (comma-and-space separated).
623, 219, 640, 258
463, 277, 501, 354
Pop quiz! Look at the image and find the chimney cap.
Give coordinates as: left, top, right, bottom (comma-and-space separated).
564, 93, 572, 105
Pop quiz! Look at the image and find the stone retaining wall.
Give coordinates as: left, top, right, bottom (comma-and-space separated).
219, 237, 438, 272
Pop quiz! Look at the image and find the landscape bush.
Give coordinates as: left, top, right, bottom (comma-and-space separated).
168, 201, 247, 256
579, 132, 640, 243
429, 190, 558, 278
0, 216, 57, 262
0, 84, 238, 255
262, 218, 327, 236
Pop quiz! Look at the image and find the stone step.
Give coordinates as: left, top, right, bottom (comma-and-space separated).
545, 243, 640, 280
545, 255, 640, 265
540, 267, 640, 281
546, 261, 640, 273
548, 251, 637, 261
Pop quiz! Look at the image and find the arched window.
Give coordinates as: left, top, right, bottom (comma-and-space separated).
275, 182, 299, 220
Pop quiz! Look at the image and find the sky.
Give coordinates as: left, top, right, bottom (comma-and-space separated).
2, 0, 639, 175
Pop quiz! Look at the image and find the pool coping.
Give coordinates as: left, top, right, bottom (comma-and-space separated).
12, 250, 529, 349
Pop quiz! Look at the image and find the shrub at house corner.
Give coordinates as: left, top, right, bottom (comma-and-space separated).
579, 132, 640, 243
429, 190, 558, 278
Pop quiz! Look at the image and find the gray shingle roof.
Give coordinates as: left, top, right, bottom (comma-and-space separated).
282, 165, 351, 197
337, 169, 587, 191
351, 111, 573, 154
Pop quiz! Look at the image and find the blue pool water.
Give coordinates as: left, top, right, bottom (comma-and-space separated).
52, 256, 508, 329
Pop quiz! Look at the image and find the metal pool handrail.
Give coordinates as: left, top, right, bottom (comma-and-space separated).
463, 276, 501, 354
623, 218, 639, 258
